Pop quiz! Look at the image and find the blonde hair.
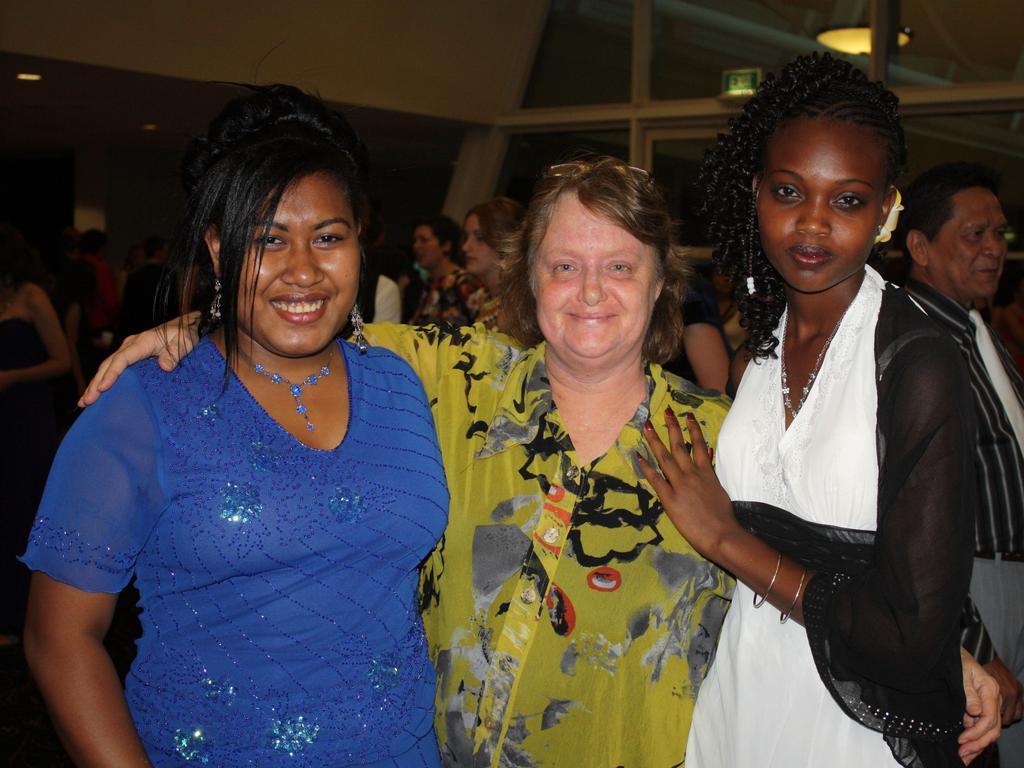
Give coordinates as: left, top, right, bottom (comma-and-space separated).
499, 157, 690, 364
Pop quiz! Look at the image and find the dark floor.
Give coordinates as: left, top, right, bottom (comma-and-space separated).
0, 588, 139, 767
0, 642, 73, 767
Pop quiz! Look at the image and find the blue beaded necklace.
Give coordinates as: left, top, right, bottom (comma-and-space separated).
253, 347, 333, 432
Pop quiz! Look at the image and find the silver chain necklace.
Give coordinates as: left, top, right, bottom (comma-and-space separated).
780, 303, 852, 417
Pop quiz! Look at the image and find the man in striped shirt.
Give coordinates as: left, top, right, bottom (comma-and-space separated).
904, 162, 1024, 760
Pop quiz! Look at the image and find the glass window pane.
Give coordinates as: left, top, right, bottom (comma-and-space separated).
651, 0, 862, 101
498, 130, 630, 202
651, 137, 716, 245
523, 0, 632, 108
890, 0, 1024, 85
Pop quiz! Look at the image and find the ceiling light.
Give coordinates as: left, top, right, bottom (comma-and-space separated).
16, 73, 42, 81
816, 26, 912, 56
141, 123, 159, 131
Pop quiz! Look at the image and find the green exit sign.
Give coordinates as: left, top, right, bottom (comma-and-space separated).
722, 68, 762, 97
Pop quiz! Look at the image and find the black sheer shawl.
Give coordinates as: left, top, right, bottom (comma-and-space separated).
736, 285, 977, 768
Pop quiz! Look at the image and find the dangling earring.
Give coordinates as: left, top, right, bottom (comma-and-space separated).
210, 278, 222, 321
746, 183, 760, 295
350, 304, 367, 354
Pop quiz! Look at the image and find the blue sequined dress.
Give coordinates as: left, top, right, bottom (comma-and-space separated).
21, 338, 448, 767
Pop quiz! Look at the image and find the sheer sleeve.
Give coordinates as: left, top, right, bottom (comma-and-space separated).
803, 300, 975, 761
20, 367, 168, 593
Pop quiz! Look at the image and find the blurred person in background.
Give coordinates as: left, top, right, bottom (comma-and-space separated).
39, 225, 80, 293
357, 200, 403, 324
118, 235, 175, 341
116, 241, 146, 301
662, 269, 731, 391
53, 259, 102, 402
75, 228, 119, 343
461, 196, 524, 331
410, 214, 486, 325
993, 262, 1024, 376
0, 231, 68, 645
712, 264, 746, 354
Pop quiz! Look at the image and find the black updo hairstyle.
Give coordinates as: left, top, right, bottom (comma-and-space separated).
168, 83, 369, 372
699, 53, 906, 360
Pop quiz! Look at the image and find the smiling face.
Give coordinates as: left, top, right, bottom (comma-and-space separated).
533, 193, 662, 374
462, 213, 500, 283
207, 172, 360, 366
910, 186, 1008, 307
756, 117, 894, 301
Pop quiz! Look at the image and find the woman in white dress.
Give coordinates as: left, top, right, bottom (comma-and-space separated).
640, 54, 991, 767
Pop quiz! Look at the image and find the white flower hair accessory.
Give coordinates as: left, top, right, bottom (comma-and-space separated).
875, 188, 904, 244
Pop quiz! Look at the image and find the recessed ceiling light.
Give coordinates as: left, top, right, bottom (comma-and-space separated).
816, 26, 912, 56
16, 73, 42, 81
141, 123, 159, 131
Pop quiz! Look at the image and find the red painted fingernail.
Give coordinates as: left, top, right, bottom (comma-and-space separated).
644, 419, 654, 432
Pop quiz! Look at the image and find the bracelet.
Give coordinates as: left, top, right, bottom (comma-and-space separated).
779, 567, 807, 624
752, 552, 782, 609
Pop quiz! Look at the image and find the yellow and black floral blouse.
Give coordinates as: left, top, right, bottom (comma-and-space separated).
367, 322, 734, 767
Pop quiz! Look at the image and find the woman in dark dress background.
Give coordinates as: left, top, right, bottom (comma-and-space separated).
0, 233, 68, 642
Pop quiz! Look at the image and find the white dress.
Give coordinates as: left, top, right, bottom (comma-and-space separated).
686, 266, 900, 767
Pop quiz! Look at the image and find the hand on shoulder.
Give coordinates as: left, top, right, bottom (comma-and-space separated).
80, 313, 200, 406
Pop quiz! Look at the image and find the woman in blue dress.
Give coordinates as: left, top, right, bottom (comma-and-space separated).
20, 85, 448, 767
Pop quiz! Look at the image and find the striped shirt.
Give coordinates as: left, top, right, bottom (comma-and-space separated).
907, 280, 1024, 557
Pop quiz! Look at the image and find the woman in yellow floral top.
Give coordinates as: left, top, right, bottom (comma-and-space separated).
84, 157, 733, 767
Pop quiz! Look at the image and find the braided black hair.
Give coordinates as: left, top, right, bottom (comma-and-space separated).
168, 84, 369, 373
699, 53, 906, 360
